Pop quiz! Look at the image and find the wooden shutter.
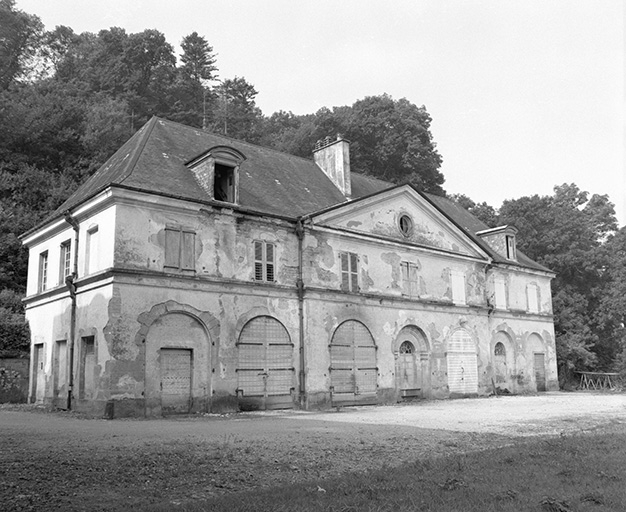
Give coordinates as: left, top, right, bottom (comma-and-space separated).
165, 228, 180, 268
181, 231, 195, 270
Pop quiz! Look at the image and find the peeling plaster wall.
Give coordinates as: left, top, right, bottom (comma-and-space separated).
488, 268, 553, 314
304, 229, 487, 306
303, 292, 494, 407
488, 314, 558, 392
25, 284, 114, 410
114, 203, 299, 284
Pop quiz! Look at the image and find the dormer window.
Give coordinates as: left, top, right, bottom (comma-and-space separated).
476, 225, 518, 262
506, 235, 516, 260
187, 146, 245, 204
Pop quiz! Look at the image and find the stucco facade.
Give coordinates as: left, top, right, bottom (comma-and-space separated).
21, 117, 558, 417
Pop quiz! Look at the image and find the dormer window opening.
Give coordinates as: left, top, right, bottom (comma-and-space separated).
214, 163, 235, 203
506, 235, 516, 260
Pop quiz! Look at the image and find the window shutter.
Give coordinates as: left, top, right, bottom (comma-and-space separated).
165, 228, 180, 267
265, 243, 275, 282
181, 231, 195, 270
401, 262, 409, 295
409, 264, 419, 297
254, 241, 264, 280
340, 253, 349, 291
350, 253, 358, 291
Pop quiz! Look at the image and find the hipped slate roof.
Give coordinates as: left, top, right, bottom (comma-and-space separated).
47, 116, 549, 273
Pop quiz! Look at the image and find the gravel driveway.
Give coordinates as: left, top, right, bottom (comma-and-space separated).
1, 392, 625, 511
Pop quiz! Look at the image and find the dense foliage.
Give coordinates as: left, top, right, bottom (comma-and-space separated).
0, 1, 623, 379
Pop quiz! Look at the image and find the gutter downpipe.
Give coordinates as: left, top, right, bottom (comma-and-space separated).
64, 210, 80, 411
295, 218, 306, 408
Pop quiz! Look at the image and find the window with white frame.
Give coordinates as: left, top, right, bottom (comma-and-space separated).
38, 251, 48, 293
254, 241, 275, 282
59, 240, 71, 282
164, 226, 196, 271
494, 276, 506, 309
401, 261, 419, 298
340, 252, 359, 292
85, 226, 99, 275
527, 283, 539, 313
450, 270, 466, 305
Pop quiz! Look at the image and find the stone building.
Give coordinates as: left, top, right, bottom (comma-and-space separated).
21, 117, 558, 417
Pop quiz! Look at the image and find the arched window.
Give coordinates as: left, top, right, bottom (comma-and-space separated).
399, 341, 415, 354
494, 342, 506, 356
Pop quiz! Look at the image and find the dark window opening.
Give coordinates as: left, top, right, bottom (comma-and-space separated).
399, 341, 415, 354
214, 163, 235, 202
399, 214, 413, 236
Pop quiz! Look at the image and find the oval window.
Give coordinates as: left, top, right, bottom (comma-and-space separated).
399, 214, 413, 236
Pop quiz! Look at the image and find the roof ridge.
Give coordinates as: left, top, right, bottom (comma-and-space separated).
117, 116, 160, 186
153, 116, 321, 166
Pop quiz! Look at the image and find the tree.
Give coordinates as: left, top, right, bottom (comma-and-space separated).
342, 95, 444, 194
0, 0, 43, 88
448, 194, 498, 227
212, 76, 262, 141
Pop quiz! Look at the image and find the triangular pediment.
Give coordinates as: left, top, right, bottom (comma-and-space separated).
310, 185, 490, 258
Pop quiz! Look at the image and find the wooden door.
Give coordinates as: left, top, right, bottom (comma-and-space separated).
534, 353, 546, 392
447, 330, 478, 395
160, 349, 192, 414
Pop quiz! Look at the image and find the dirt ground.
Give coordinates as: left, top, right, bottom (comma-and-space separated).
1, 392, 625, 511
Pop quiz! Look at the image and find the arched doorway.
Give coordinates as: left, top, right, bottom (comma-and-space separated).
447, 329, 478, 395
329, 320, 377, 406
146, 312, 211, 415
236, 316, 295, 410
394, 326, 429, 400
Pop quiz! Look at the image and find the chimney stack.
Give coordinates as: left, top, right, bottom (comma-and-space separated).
313, 134, 351, 198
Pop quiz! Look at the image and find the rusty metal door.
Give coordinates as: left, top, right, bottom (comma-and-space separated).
534, 353, 546, 392
330, 321, 377, 406
237, 316, 295, 410
160, 349, 192, 414
447, 330, 478, 395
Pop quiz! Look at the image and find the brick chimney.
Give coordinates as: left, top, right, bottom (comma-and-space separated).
313, 135, 351, 198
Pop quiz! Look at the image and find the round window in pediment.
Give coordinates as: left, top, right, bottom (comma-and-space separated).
398, 214, 413, 237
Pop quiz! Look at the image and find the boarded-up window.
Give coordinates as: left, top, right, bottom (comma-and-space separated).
494, 276, 506, 309
38, 251, 48, 293
401, 262, 419, 298
165, 227, 195, 270
340, 252, 358, 292
254, 241, 275, 282
450, 270, 466, 305
527, 283, 539, 313
330, 320, 377, 405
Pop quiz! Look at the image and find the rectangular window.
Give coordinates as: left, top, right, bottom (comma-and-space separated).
59, 240, 72, 283
494, 276, 506, 309
506, 235, 516, 260
401, 261, 419, 298
38, 251, 48, 293
79, 336, 96, 400
85, 226, 99, 275
340, 252, 359, 292
165, 227, 196, 270
214, 163, 235, 202
254, 241, 275, 282
527, 283, 539, 313
450, 270, 466, 305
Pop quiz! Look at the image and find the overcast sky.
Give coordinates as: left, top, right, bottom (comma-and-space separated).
18, 0, 625, 226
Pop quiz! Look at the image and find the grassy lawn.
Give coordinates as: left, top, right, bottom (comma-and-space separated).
158, 427, 626, 512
